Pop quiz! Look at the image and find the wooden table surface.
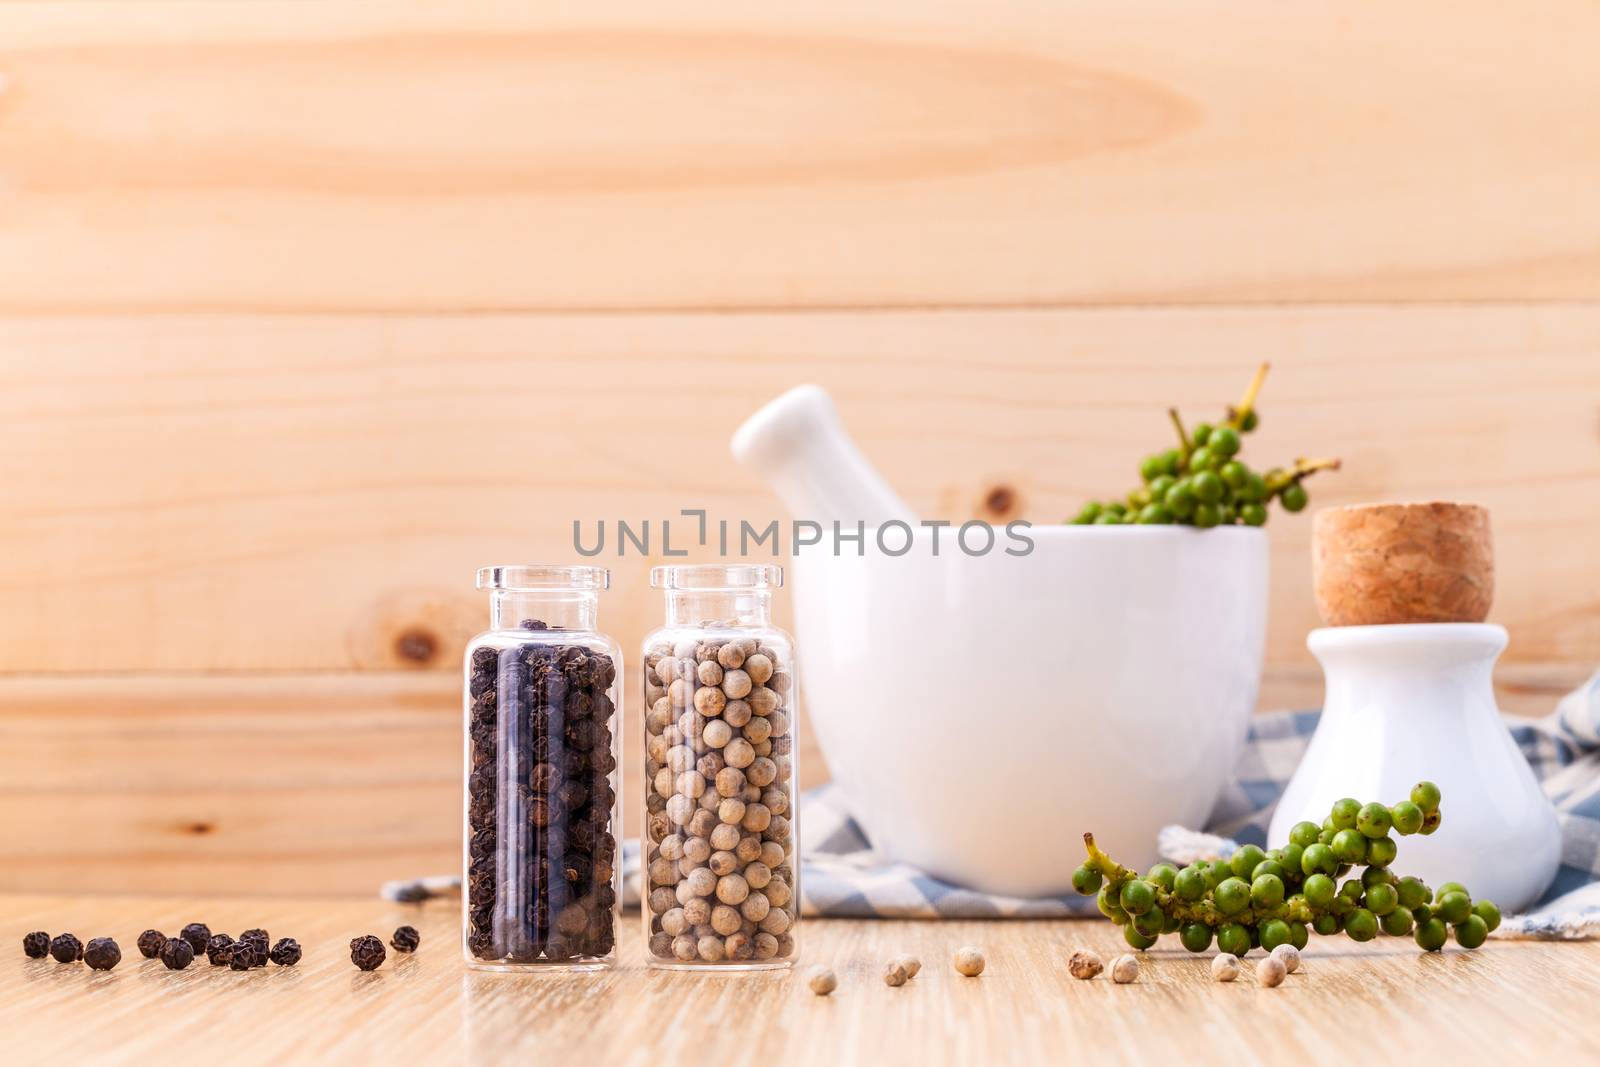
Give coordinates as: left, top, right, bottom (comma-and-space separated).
5, 894, 1599, 1065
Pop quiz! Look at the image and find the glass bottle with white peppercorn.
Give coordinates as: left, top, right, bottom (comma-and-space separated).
463, 565, 622, 972
642, 564, 799, 970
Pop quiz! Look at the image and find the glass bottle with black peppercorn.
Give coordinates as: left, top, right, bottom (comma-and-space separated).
641, 564, 799, 969
463, 565, 622, 971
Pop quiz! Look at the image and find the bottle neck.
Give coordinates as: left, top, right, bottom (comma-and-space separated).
663, 590, 773, 628
489, 591, 598, 631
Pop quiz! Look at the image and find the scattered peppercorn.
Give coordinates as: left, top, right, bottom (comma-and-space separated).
50, 933, 84, 963
160, 937, 195, 970
953, 946, 985, 977
807, 966, 837, 996
233, 936, 268, 969
1256, 955, 1287, 988
350, 935, 386, 971
23, 931, 50, 959
1211, 953, 1241, 982
892, 954, 921, 978
1068, 950, 1103, 980
137, 929, 167, 960
882, 960, 909, 987
1110, 954, 1139, 984
84, 937, 122, 971
239, 928, 269, 944
179, 923, 211, 955
390, 926, 420, 953
205, 934, 235, 967
1270, 943, 1301, 974
269, 938, 301, 967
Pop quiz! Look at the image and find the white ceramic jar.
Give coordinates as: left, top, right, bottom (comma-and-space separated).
1268, 623, 1559, 912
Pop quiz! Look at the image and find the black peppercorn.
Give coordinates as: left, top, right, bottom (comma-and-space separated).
233, 935, 267, 968
350, 935, 386, 971
23, 931, 50, 959
205, 933, 235, 966
137, 929, 167, 959
239, 928, 269, 944
179, 922, 211, 955
49, 933, 83, 963
159, 937, 194, 970
269, 938, 301, 966
390, 926, 420, 953
84, 937, 122, 970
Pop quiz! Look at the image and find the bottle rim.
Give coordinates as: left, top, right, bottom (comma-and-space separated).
649, 563, 783, 591
475, 564, 610, 592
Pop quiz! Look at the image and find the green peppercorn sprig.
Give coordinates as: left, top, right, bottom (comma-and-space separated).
1071, 782, 1501, 956
1070, 362, 1340, 528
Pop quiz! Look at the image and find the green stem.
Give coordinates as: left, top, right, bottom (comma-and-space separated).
1227, 362, 1271, 430
1167, 408, 1192, 464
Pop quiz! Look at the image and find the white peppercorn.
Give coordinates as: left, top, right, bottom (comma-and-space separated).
697, 660, 724, 687
649, 887, 676, 914
703, 718, 733, 748
741, 803, 772, 833
672, 935, 697, 961
744, 653, 774, 685
697, 935, 725, 962
808, 966, 837, 996
883, 961, 909, 987
716, 873, 750, 905
763, 878, 792, 908
723, 700, 753, 728
748, 687, 779, 716
1110, 954, 1139, 984
711, 905, 742, 936
953, 947, 985, 977
715, 767, 746, 797
721, 669, 753, 699
740, 892, 771, 923
746, 757, 777, 788
718, 797, 747, 826
1270, 943, 1300, 974
685, 867, 716, 897
1068, 950, 1103, 980
676, 770, 707, 798
893, 954, 922, 978
661, 908, 688, 936
683, 898, 711, 926
743, 716, 772, 745
744, 861, 773, 890
769, 670, 792, 694
683, 836, 712, 865
717, 643, 747, 670
709, 850, 738, 876
723, 738, 756, 770
1255, 955, 1287, 988
709, 823, 741, 852
758, 908, 791, 935
735, 835, 763, 863
687, 809, 717, 839
759, 841, 785, 868
762, 788, 788, 816
753, 932, 779, 959
666, 793, 696, 826
1211, 953, 1241, 982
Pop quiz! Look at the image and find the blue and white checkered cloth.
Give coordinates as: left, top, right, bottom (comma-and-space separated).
794, 670, 1600, 936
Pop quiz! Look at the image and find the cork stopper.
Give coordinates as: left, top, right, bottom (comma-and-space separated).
1312, 502, 1493, 626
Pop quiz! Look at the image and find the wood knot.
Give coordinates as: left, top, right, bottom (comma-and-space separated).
394, 628, 439, 665
184, 821, 215, 836
982, 484, 1019, 519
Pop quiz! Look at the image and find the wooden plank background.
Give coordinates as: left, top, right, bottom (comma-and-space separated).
0, 1, 1596, 895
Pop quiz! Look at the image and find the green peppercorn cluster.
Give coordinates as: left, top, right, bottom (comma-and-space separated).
1072, 782, 1502, 956
1070, 363, 1338, 528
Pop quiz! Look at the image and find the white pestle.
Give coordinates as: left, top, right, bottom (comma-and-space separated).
731, 384, 917, 525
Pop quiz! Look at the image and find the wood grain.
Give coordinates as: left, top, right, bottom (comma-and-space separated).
2, 307, 1597, 676
5, 896, 1599, 1066
0, 667, 1580, 897
3, 1, 1600, 311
